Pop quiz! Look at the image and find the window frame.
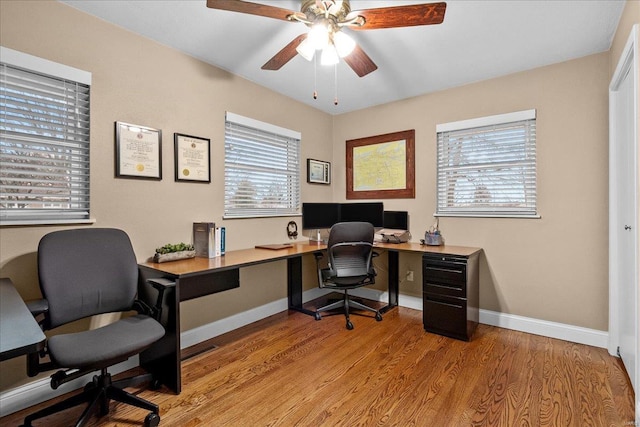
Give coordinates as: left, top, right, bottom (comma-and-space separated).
435, 109, 539, 218
223, 112, 301, 219
0, 46, 92, 226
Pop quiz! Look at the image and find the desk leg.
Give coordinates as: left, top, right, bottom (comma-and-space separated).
287, 256, 316, 317
380, 250, 399, 314
138, 268, 181, 394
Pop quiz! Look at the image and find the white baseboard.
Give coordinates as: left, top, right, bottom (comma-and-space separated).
0, 288, 609, 417
478, 308, 609, 349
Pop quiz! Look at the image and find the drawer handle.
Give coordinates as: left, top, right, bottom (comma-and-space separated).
425, 282, 463, 291
426, 296, 463, 309
426, 266, 463, 274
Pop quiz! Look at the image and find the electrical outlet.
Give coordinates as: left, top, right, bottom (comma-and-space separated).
406, 270, 414, 281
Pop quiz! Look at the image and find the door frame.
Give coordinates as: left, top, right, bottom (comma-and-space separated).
609, 23, 639, 417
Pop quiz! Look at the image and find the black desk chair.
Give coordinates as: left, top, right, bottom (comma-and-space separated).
21, 228, 166, 427
314, 222, 383, 330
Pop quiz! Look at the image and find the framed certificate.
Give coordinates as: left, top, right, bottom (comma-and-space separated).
115, 121, 162, 180
174, 133, 211, 183
307, 158, 331, 184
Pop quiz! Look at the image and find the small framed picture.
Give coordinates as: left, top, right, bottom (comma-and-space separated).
174, 133, 211, 183
115, 121, 162, 180
307, 158, 331, 185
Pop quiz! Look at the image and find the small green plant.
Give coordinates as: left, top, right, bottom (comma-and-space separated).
155, 242, 194, 254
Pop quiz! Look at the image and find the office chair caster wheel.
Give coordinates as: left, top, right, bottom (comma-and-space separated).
346, 320, 354, 330
314, 312, 322, 321
375, 312, 383, 321
144, 412, 160, 427
151, 378, 162, 390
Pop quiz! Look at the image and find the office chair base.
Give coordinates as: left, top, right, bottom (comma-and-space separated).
21, 370, 160, 427
315, 292, 383, 329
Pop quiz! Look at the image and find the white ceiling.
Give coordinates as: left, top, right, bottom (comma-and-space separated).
61, 0, 625, 115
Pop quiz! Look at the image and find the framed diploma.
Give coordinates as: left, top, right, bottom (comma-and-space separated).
307, 159, 331, 184
174, 133, 211, 183
115, 121, 162, 180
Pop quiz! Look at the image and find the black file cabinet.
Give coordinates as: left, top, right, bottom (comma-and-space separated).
422, 251, 479, 341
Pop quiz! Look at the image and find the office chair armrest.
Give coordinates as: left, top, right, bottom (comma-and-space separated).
26, 298, 49, 318
135, 277, 176, 322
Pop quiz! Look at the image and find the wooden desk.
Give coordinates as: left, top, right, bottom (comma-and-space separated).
137, 241, 480, 394
0, 278, 46, 361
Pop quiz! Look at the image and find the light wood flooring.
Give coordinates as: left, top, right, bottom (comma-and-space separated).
1, 302, 635, 426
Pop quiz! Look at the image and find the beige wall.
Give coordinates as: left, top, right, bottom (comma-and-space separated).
332, 52, 611, 330
0, 0, 332, 390
1, 0, 637, 394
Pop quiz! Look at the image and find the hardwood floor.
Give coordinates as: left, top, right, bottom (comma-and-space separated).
1, 304, 635, 426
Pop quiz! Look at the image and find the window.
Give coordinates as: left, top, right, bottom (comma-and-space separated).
0, 47, 91, 225
436, 109, 537, 218
224, 112, 300, 219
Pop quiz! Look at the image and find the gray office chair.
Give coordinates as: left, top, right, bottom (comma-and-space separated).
314, 222, 383, 330
21, 228, 166, 427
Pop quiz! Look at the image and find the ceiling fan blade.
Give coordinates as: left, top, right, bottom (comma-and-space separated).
206, 0, 303, 21
343, 44, 378, 77
347, 2, 446, 30
262, 34, 308, 71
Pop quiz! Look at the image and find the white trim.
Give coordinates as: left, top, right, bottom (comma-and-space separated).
0, 46, 91, 84
436, 109, 536, 133
479, 309, 608, 349
608, 24, 639, 423
225, 111, 301, 140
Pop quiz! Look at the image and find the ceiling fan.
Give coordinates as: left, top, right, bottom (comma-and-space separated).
206, 0, 446, 78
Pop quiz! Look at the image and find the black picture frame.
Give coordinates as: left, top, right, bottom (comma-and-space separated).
307, 158, 331, 185
115, 121, 162, 180
174, 133, 211, 183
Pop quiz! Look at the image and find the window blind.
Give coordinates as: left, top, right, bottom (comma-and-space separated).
436, 110, 537, 217
1, 48, 91, 225
224, 113, 300, 219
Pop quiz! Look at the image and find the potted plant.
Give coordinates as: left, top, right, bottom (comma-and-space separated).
153, 242, 196, 263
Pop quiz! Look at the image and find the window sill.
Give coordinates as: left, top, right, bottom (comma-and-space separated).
434, 213, 541, 219
0, 218, 97, 227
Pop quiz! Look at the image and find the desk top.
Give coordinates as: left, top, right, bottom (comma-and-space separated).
139, 241, 481, 277
0, 278, 46, 361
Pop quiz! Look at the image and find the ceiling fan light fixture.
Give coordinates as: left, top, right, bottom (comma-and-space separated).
333, 31, 355, 58
307, 23, 330, 50
320, 44, 339, 66
296, 38, 315, 61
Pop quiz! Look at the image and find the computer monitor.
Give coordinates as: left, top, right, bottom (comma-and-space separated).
339, 202, 384, 228
301, 203, 341, 230
383, 211, 409, 230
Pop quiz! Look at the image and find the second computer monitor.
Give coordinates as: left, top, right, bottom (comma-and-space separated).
337, 202, 384, 228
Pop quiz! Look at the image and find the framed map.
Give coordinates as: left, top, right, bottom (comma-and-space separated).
346, 130, 415, 199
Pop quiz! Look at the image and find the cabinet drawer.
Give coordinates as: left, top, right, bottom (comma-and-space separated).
423, 281, 465, 298
423, 294, 469, 341
423, 259, 466, 286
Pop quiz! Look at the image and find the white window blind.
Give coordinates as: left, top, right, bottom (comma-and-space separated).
436, 109, 537, 218
1, 47, 91, 225
224, 112, 300, 219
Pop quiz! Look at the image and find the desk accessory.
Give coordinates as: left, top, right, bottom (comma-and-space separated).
422, 218, 443, 246
153, 242, 195, 263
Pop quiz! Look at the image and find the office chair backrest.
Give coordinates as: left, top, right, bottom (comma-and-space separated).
327, 222, 374, 278
38, 228, 139, 329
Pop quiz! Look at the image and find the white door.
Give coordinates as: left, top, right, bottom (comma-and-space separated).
609, 24, 638, 416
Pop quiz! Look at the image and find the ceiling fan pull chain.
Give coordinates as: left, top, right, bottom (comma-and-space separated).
313, 55, 318, 100
334, 64, 338, 105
